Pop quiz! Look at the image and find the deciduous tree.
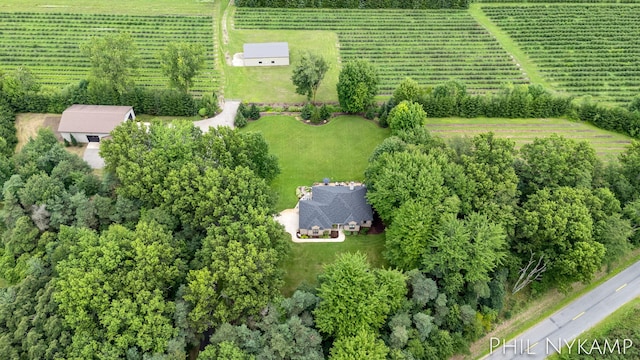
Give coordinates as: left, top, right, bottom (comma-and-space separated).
518, 135, 599, 196
336, 59, 379, 113
329, 329, 389, 360
291, 51, 329, 103
313, 252, 406, 338
517, 187, 605, 287
159, 42, 205, 92
80, 32, 140, 94
387, 100, 427, 135
422, 213, 507, 296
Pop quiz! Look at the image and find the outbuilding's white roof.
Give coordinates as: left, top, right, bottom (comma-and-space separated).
243, 42, 289, 59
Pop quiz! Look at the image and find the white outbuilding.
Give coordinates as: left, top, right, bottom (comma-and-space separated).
243, 42, 290, 66
58, 104, 135, 143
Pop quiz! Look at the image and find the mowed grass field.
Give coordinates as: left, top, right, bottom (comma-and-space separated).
282, 234, 387, 296
427, 117, 632, 162
224, 29, 341, 103
241, 115, 390, 211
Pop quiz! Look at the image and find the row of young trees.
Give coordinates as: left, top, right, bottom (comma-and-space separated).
236, 0, 469, 9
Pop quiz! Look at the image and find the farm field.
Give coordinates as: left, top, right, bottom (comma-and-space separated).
481, 4, 640, 105
0, 12, 218, 96
427, 117, 632, 161
233, 8, 528, 96
282, 233, 387, 296
240, 115, 390, 211
0, 0, 212, 15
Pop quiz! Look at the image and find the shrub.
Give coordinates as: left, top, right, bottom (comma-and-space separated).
197, 93, 220, 117
365, 105, 377, 120
378, 108, 389, 128
198, 108, 208, 117
234, 110, 247, 128
301, 103, 314, 120
310, 106, 322, 123
319, 104, 331, 120
360, 227, 370, 235
70, 134, 78, 147
248, 103, 261, 120
63, 138, 70, 147
238, 102, 249, 118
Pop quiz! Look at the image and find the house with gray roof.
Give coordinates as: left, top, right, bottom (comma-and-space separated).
58, 104, 135, 143
243, 42, 289, 66
298, 184, 373, 237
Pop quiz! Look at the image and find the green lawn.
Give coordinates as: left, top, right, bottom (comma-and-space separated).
426, 117, 632, 162
242, 115, 390, 211
224, 27, 341, 103
282, 233, 388, 296
0, 0, 212, 15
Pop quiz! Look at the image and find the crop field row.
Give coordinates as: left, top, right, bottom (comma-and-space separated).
0, 12, 218, 96
234, 8, 528, 95
481, 5, 640, 104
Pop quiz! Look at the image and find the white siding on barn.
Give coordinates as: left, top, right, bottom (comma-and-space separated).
60, 132, 111, 143
244, 57, 290, 66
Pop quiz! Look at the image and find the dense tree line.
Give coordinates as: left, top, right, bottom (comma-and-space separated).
236, 0, 468, 9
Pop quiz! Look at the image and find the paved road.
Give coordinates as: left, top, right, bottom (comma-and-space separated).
484, 260, 640, 359
193, 100, 240, 132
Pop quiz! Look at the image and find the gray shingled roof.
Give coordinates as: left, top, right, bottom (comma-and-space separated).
58, 105, 133, 133
299, 185, 373, 229
243, 42, 289, 59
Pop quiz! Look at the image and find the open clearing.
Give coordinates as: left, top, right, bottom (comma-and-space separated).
427, 117, 632, 162
241, 115, 390, 211
282, 233, 387, 296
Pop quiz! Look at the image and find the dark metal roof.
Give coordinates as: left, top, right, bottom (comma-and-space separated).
243, 42, 289, 59
299, 185, 373, 229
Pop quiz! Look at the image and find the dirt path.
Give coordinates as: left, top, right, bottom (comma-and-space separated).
222, 0, 232, 66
